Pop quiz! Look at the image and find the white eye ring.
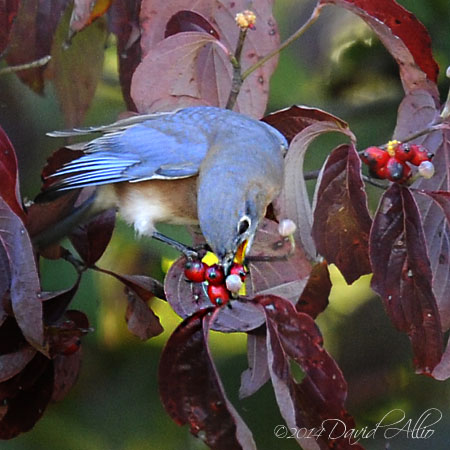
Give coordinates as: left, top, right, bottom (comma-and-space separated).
237, 215, 251, 235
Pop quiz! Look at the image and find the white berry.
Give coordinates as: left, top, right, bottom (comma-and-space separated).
278, 219, 297, 237
418, 161, 435, 179
225, 274, 243, 293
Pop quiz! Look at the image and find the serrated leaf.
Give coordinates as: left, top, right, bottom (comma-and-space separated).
312, 144, 372, 284
159, 310, 256, 450
370, 184, 443, 374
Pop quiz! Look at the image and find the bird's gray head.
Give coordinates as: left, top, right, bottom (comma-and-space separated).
197, 121, 286, 273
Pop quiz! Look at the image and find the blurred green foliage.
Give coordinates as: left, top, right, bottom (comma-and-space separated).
1, 0, 450, 449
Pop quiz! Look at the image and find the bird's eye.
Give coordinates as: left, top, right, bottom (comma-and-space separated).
237, 215, 251, 235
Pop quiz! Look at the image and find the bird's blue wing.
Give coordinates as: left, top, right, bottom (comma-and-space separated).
47, 111, 210, 191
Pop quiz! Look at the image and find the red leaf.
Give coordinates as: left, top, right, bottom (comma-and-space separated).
296, 261, 331, 319
165, 10, 219, 39
0, 347, 36, 384
0, 0, 19, 56
131, 32, 230, 113
51, 350, 81, 402
0, 125, 25, 222
135, 0, 280, 117
69, 208, 116, 266
125, 289, 163, 340
0, 198, 44, 351
246, 219, 312, 303
5, 0, 69, 93
262, 105, 350, 143
257, 295, 360, 450
42, 275, 82, 324
164, 256, 265, 332
95, 268, 165, 301
0, 353, 53, 439
394, 91, 450, 326
370, 184, 443, 374
268, 109, 355, 259
312, 144, 372, 284
69, 0, 112, 35
239, 328, 270, 399
319, 0, 439, 97
108, 0, 141, 111
159, 310, 256, 450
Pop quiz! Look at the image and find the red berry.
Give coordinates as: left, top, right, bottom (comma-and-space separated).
62, 339, 81, 355
394, 143, 414, 162
361, 146, 389, 171
184, 261, 207, 283
205, 264, 225, 285
409, 144, 434, 166
230, 263, 247, 281
386, 157, 411, 183
207, 284, 230, 306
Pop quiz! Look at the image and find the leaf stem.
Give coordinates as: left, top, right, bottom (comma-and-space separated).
0, 55, 51, 76
241, 5, 323, 81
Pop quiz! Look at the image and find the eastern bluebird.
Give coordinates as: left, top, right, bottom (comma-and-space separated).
38, 106, 288, 272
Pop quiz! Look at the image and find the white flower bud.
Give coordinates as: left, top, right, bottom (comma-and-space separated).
278, 219, 297, 237
225, 274, 243, 293
418, 161, 435, 179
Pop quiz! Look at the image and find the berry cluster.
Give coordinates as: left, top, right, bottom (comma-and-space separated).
361, 140, 434, 183
184, 261, 247, 307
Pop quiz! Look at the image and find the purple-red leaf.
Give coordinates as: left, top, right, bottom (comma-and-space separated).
0, 197, 44, 351
108, 0, 141, 111
239, 328, 270, 399
159, 309, 256, 450
69, 208, 116, 266
262, 105, 350, 143
296, 261, 331, 319
319, 0, 439, 97
0, 125, 25, 222
0, 347, 37, 384
0, 353, 53, 439
96, 268, 165, 301
51, 350, 81, 402
42, 275, 82, 324
134, 0, 280, 117
370, 184, 443, 374
268, 110, 355, 259
257, 295, 360, 450
312, 144, 372, 284
5, 0, 69, 93
246, 219, 312, 303
0, 0, 19, 54
131, 31, 230, 113
125, 289, 163, 340
165, 10, 219, 39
